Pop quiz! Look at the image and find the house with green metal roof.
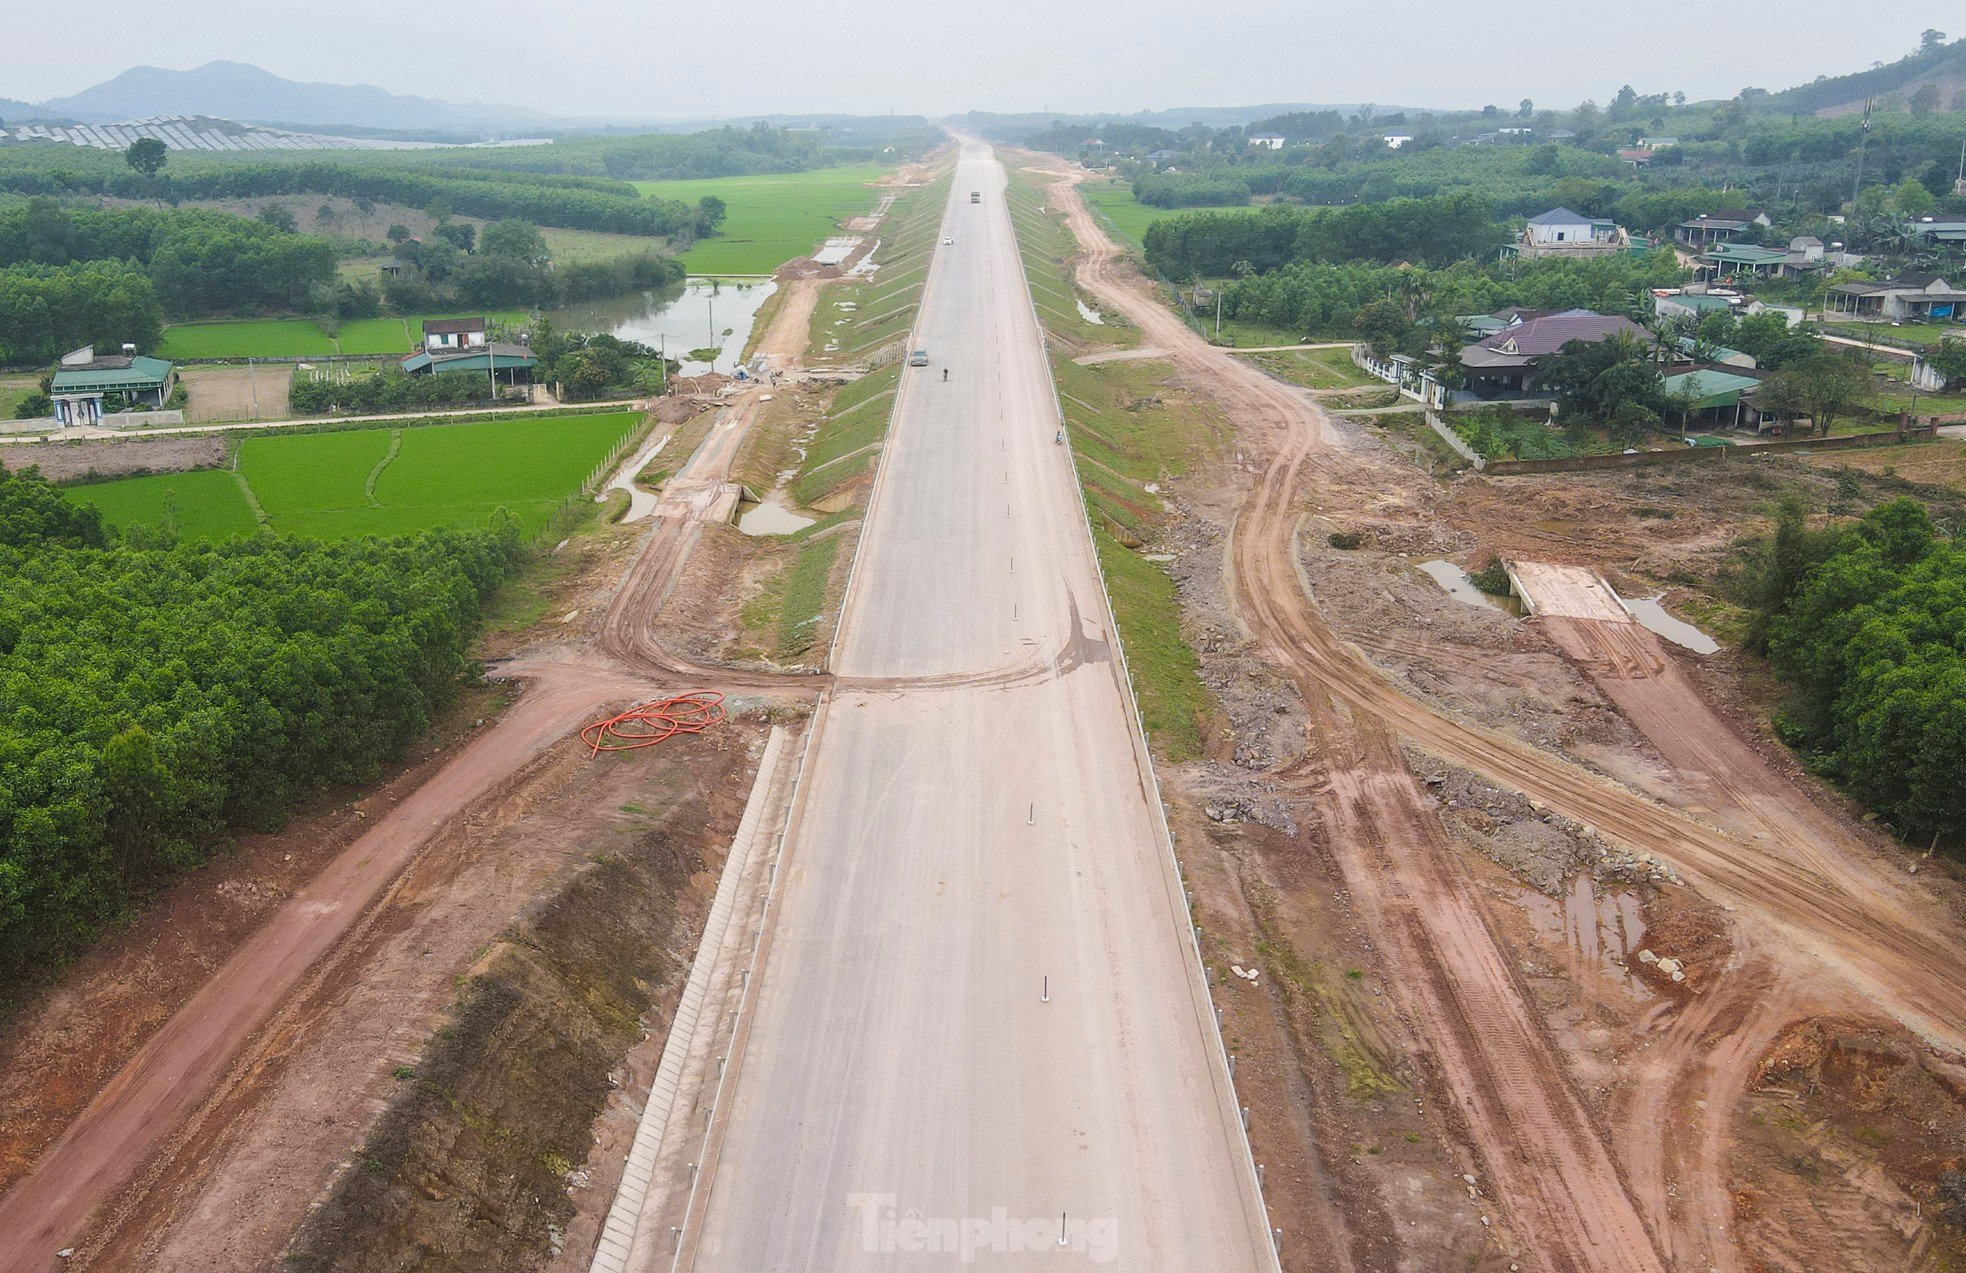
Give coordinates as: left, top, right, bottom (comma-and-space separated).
400, 342, 539, 383
1697, 242, 1789, 281
48, 345, 176, 427
1662, 366, 1766, 430
400, 315, 538, 385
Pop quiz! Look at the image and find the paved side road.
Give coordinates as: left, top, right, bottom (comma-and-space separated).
675, 144, 1276, 1270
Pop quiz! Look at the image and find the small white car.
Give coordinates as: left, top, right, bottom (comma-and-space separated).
942, 237, 953, 245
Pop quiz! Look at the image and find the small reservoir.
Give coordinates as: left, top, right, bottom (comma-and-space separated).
550, 278, 777, 375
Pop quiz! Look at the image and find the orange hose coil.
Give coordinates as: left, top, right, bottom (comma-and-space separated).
580, 691, 726, 755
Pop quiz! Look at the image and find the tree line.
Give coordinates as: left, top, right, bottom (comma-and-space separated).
415, 122, 833, 181
371, 216, 686, 315
0, 463, 524, 995
0, 200, 335, 360
0, 149, 699, 238
1216, 249, 1687, 335
0, 259, 164, 366
1143, 192, 1508, 277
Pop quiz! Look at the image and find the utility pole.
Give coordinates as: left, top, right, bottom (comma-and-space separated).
1850, 97, 1874, 209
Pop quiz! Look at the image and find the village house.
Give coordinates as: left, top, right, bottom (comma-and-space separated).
420, 317, 489, 353
1671, 335, 1758, 369
1458, 309, 1653, 398
1825, 273, 1966, 323
1354, 308, 1654, 406
401, 317, 538, 385
1652, 290, 1742, 322
1696, 241, 1789, 281
1515, 207, 1631, 259
1910, 218, 1966, 247
1247, 133, 1286, 150
47, 344, 176, 427
1661, 365, 1773, 431
1781, 235, 1826, 275
1675, 208, 1772, 246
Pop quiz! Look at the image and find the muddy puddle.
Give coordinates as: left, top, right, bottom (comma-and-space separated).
1619, 595, 1719, 654
1520, 876, 1649, 991
549, 278, 777, 375
1418, 560, 1503, 610
737, 498, 816, 536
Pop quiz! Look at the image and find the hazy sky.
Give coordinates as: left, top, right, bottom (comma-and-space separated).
7, 0, 1954, 119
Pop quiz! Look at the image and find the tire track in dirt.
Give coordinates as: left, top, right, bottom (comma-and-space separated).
0, 668, 642, 1270
1040, 165, 1663, 1273
1041, 161, 1966, 1269
0, 213, 886, 1272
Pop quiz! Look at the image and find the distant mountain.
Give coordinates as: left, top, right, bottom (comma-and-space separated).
37, 61, 549, 133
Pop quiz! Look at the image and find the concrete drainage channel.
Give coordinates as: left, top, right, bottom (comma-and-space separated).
587, 721, 805, 1273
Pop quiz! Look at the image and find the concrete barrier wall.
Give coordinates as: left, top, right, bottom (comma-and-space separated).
1423, 410, 1486, 470
97, 410, 188, 430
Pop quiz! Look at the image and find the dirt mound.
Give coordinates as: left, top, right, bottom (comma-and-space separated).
284, 785, 729, 1272
1736, 1018, 1966, 1269
2, 435, 226, 483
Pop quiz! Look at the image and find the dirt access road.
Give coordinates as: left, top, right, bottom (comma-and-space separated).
1045, 163, 1966, 1268
677, 143, 1276, 1271
0, 666, 648, 1269
0, 287, 840, 1273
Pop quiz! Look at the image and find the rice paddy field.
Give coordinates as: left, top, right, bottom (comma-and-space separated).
63, 468, 263, 540
67, 411, 642, 540
633, 165, 892, 275
156, 311, 528, 361
1078, 178, 1250, 249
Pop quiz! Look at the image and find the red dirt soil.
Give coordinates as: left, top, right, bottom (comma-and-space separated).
1040, 158, 1966, 1271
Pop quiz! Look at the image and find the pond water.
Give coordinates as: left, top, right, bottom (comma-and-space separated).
737, 498, 816, 537
548, 278, 778, 375
1620, 596, 1719, 654
1418, 560, 1502, 610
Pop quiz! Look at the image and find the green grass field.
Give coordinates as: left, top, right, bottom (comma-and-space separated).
332, 317, 416, 355
0, 373, 38, 419
1243, 346, 1379, 389
538, 227, 670, 263
634, 166, 891, 275
71, 411, 642, 541
1079, 179, 1249, 250
156, 311, 528, 361
66, 469, 261, 539
158, 319, 338, 360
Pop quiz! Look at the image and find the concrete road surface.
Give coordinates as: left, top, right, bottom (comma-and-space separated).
680, 145, 1276, 1268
